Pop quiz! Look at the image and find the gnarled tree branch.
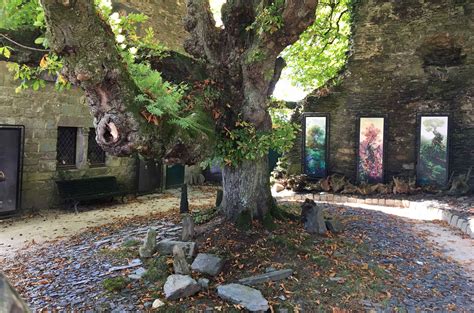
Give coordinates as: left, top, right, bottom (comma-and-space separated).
183, 0, 222, 63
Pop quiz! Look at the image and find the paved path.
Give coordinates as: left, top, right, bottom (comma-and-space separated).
0, 186, 215, 260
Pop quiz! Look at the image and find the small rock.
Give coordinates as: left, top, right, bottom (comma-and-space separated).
191, 253, 224, 276
144, 302, 152, 308
325, 217, 343, 234
181, 214, 195, 241
198, 278, 210, 289
274, 183, 285, 193
238, 269, 293, 286
217, 283, 269, 312
163, 275, 200, 300
301, 199, 327, 235
152, 299, 165, 309
128, 267, 146, 280
139, 228, 157, 258
173, 245, 191, 275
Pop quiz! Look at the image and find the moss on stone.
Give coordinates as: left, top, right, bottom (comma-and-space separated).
235, 210, 252, 231
102, 276, 129, 292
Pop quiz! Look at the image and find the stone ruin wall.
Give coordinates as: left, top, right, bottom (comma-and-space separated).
287, 0, 474, 186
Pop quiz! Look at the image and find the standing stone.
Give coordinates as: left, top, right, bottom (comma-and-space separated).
301, 199, 327, 235
139, 228, 157, 258
163, 275, 200, 300
180, 184, 189, 214
217, 283, 269, 312
0, 273, 29, 313
173, 245, 191, 275
215, 189, 223, 207
181, 214, 195, 241
191, 253, 224, 276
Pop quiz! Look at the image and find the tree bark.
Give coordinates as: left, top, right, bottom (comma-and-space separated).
221, 157, 273, 221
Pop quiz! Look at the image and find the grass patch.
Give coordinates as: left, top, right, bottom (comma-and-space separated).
143, 256, 169, 284
102, 277, 129, 292
192, 207, 218, 225
99, 246, 138, 260
122, 238, 141, 247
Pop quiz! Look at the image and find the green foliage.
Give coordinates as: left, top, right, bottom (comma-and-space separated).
6, 54, 70, 93
0, 0, 41, 30
0, 45, 11, 58
283, 0, 352, 91
247, 0, 285, 35
212, 109, 298, 167
102, 277, 129, 292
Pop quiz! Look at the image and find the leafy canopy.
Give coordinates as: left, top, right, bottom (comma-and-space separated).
282, 0, 352, 91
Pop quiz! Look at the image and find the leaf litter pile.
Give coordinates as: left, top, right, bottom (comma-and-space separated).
1, 200, 473, 312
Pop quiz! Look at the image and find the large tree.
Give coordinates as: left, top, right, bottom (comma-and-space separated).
0, 0, 335, 222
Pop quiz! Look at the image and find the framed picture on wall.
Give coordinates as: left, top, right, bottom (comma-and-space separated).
302, 113, 329, 178
356, 116, 386, 184
416, 114, 450, 186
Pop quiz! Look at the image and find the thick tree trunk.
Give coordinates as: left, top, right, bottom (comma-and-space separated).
221, 155, 273, 221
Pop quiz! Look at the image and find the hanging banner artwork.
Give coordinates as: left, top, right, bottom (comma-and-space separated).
357, 117, 385, 183
417, 115, 449, 186
303, 114, 328, 178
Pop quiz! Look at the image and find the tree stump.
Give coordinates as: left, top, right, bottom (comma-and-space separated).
300, 199, 327, 235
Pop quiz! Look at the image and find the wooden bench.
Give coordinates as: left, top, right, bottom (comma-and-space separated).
56, 176, 126, 213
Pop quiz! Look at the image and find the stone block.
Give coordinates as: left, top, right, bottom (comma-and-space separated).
449, 215, 459, 227
441, 210, 453, 223
333, 195, 342, 203
402, 200, 410, 208
326, 194, 335, 202
386, 199, 396, 207
393, 200, 403, 207
378, 199, 386, 206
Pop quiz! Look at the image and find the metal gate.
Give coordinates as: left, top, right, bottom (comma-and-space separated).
0, 125, 24, 214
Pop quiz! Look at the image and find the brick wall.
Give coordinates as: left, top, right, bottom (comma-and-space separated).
288, 0, 474, 185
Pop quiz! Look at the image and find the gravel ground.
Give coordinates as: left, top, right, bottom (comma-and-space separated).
1, 203, 473, 312
326, 204, 474, 312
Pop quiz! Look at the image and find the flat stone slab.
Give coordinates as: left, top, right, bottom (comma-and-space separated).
156, 239, 197, 258
217, 283, 269, 312
163, 274, 200, 300
238, 269, 293, 286
191, 253, 224, 276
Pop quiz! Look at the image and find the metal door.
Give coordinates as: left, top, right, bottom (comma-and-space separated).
137, 158, 161, 195
165, 165, 185, 189
0, 125, 24, 214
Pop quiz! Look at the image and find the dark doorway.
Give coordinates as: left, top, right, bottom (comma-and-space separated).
137, 158, 161, 195
0, 125, 24, 214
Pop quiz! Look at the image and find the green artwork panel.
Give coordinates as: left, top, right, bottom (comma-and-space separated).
417, 116, 449, 186
303, 115, 327, 177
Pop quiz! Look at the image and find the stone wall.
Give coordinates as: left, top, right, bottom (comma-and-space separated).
0, 63, 137, 210
0, 1, 188, 210
288, 0, 474, 185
